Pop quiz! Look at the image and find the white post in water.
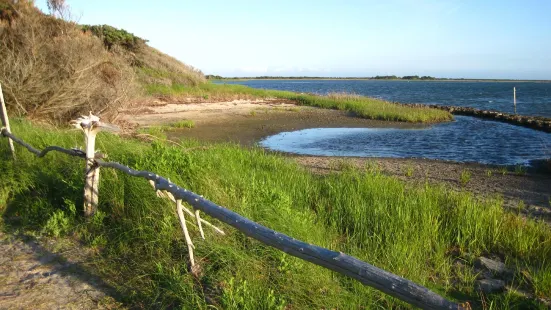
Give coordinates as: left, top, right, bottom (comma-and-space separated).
0, 84, 15, 159
514, 87, 517, 114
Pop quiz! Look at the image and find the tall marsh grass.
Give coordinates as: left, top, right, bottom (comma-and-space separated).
1, 120, 549, 309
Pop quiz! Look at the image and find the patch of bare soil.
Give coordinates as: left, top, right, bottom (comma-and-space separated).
0, 232, 124, 309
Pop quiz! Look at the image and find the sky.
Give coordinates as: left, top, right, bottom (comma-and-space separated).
36, 0, 551, 79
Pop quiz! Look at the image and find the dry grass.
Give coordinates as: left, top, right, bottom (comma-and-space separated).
0, 1, 138, 122
0, 1, 205, 123
134, 47, 205, 87
326, 92, 362, 100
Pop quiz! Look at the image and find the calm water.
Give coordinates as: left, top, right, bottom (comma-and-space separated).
261, 116, 551, 166
223, 80, 551, 117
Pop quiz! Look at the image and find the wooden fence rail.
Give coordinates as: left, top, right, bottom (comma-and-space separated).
0, 125, 467, 310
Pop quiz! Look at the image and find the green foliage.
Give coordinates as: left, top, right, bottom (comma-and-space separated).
42, 210, 71, 237
514, 165, 526, 175
81, 24, 147, 51
405, 165, 414, 177
1, 119, 550, 309
532, 264, 551, 298
460, 169, 471, 186
221, 277, 286, 310
137, 126, 167, 139
169, 120, 195, 129
136, 120, 194, 138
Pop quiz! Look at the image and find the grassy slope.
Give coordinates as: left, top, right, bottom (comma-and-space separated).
0, 1, 205, 122
143, 83, 453, 123
1, 120, 550, 309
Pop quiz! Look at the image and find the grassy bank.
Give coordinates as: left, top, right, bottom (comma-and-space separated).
1, 120, 550, 309
144, 82, 452, 123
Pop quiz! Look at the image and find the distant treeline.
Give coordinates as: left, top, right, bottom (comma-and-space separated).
373, 75, 436, 80
206, 75, 437, 80
205, 75, 550, 82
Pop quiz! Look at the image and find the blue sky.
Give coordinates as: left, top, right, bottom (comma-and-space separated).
36, 0, 551, 79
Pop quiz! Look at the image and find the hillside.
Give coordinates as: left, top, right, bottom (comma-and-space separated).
0, 0, 205, 122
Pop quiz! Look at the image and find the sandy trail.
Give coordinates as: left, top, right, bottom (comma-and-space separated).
0, 233, 123, 309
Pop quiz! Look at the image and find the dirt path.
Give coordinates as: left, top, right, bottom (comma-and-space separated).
0, 232, 123, 309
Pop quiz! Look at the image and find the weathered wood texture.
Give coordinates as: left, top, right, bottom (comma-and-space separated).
0, 84, 15, 158
0, 130, 467, 310
83, 128, 100, 217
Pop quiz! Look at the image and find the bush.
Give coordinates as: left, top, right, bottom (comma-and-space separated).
81, 24, 147, 51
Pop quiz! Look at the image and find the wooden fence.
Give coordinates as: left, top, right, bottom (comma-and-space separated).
0, 111, 468, 309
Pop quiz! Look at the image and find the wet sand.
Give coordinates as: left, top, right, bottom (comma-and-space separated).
121, 99, 428, 145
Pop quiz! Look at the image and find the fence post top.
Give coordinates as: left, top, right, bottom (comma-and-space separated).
71, 112, 119, 133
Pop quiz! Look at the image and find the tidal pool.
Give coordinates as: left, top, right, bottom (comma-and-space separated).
260, 116, 551, 166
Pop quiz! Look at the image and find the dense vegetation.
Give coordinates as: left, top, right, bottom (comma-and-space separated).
1, 120, 550, 309
0, 0, 204, 122
81, 24, 147, 51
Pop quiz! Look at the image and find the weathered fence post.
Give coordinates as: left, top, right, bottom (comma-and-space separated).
0, 84, 16, 159
71, 113, 118, 218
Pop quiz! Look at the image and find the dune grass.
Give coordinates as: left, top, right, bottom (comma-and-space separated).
144, 82, 453, 123
1, 120, 550, 309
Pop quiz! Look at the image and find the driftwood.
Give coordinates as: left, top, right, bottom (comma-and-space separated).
71, 113, 108, 217
0, 129, 467, 310
148, 180, 225, 236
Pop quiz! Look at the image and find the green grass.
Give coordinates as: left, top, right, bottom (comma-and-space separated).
136, 120, 195, 139
460, 169, 472, 187
169, 120, 195, 128
1, 120, 550, 309
144, 83, 453, 123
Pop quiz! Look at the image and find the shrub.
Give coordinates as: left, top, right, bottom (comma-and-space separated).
81, 24, 147, 51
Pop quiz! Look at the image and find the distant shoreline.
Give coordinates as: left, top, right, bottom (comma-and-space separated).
210, 77, 551, 83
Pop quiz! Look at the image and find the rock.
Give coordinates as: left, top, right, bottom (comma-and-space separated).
476, 279, 506, 293
475, 257, 513, 278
